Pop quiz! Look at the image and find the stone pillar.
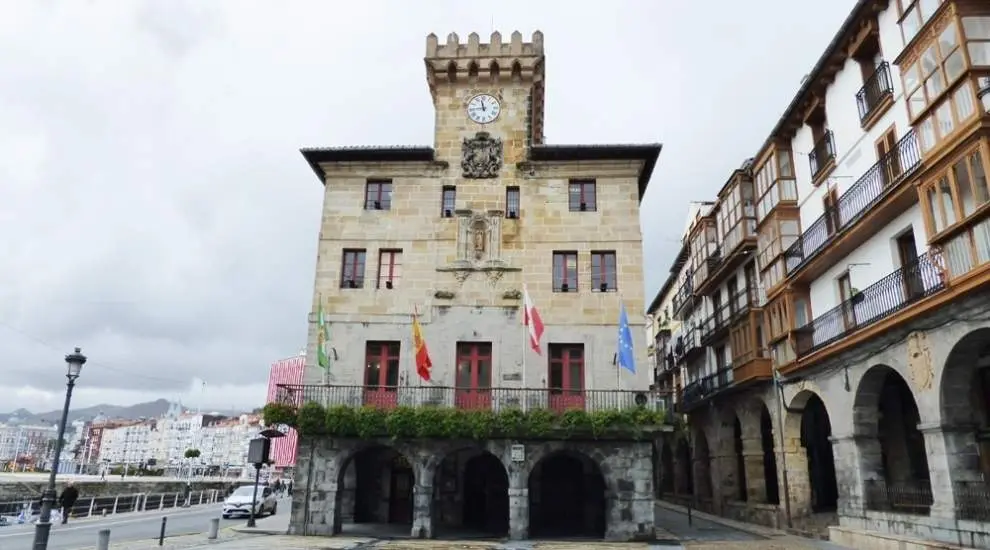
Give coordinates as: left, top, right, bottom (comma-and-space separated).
741, 436, 767, 502
778, 434, 810, 520
918, 423, 977, 520
410, 484, 434, 538
507, 487, 528, 540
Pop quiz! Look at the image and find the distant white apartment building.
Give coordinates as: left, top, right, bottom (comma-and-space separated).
0, 423, 57, 467
98, 421, 155, 466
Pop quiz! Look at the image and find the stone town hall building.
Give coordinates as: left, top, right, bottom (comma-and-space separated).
282, 31, 663, 540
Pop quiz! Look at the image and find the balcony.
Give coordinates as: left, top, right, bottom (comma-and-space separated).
672, 276, 698, 319
274, 384, 654, 414
808, 130, 836, 183
672, 327, 703, 364
699, 301, 732, 345
679, 367, 734, 412
785, 130, 923, 283
793, 249, 946, 359
856, 62, 894, 128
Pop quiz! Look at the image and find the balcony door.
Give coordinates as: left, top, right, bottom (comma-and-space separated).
548, 344, 585, 412
876, 128, 900, 186
364, 341, 400, 409
837, 274, 857, 331
897, 230, 924, 300
823, 188, 840, 236
455, 342, 492, 410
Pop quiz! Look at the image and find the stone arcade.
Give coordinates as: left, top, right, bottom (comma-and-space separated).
287, 438, 655, 540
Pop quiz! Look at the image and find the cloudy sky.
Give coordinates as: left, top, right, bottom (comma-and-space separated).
0, 0, 857, 413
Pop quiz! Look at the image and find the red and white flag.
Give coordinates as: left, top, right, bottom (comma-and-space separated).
522, 284, 545, 355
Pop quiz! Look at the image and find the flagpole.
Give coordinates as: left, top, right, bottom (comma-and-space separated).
616, 292, 623, 391
320, 294, 329, 386
521, 285, 529, 412
414, 305, 421, 390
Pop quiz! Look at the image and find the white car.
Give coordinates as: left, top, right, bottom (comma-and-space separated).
222, 485, 277, 519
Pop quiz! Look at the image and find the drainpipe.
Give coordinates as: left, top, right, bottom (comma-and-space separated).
774, 371, 805, 530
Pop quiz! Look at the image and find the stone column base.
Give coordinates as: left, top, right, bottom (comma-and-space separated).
508, 487, 529, 540
411, 485, 433, 538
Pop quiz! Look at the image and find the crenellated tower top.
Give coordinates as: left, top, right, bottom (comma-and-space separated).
425, 31, 546, 145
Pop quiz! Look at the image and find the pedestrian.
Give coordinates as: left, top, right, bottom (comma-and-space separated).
287, 480, 293, 497
58, 481, 79, 525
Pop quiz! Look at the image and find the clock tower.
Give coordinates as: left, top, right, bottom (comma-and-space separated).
425, 31, 545, 169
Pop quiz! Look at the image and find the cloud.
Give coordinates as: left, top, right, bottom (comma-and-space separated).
0, 0, 857, 412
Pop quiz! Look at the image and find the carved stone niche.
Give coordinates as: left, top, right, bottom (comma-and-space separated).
461, 132, 503, 179
437, 209, 519, 286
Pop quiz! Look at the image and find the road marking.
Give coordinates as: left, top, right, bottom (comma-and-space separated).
0, 507, 224, 539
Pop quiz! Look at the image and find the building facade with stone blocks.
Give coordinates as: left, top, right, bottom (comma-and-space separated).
649, 0, 990, 548
287, 31, 663, 541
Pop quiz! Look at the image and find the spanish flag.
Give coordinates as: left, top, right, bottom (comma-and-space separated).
411, 311, 433, 381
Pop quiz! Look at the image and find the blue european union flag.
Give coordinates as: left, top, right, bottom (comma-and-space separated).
617, 302, 636, 374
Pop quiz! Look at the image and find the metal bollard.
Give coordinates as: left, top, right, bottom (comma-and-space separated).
158, 516, 167, 546
208, 518, 220, 540
97, 528, 110, 550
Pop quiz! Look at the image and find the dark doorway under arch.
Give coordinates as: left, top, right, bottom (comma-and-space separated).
337, 445, 414, 528
760, 406, 780, 505
528, 451, 606, 538
675, 438, 694, 495
660, 442, 674, 494
733, 416, 748, 501
800, 394, 838, 512
433, 449, 509, 536
461, 453, 509, 535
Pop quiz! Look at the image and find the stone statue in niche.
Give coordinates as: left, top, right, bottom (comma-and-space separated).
461, 132, 503, 179
471, 219, 487, 260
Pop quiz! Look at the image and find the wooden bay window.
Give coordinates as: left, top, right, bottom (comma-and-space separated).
718, 175, 757, 257
899, 0, 946, 46
755, 150, 797, 223
903, 17, 967, 127
757, 213, 801, 292
921, 142, 990, 237
690, 218, 718, 288
963, 16, 990, 67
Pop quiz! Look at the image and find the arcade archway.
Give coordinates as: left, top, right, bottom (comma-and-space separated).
528, 450, 606, 538
335, 445, 415, 530
433, 448, 509, 536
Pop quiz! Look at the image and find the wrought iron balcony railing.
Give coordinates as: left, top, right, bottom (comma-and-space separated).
672, 275, 696, 316
954, 481, 990, 522
856, 62, 894, 124
785, 130, 922, 275
699, 301, 732, 345
679, 367, 734, 410
863, 479, 933, 515
808, 130, 836, 180
672, 327, 701, 362
793, 249, 945, 357
274, 384, 657, 414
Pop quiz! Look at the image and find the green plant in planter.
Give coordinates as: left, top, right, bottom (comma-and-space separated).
263, 401, 667, 440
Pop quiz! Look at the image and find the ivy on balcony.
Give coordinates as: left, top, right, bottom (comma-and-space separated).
262, 400, 670, 441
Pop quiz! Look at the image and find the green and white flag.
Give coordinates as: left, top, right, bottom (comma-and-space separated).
317, 297, 331, 370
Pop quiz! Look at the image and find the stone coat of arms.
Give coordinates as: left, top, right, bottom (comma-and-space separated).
461, 132, 503, 179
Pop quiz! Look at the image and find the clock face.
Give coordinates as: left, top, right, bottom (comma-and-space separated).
467, 94, 501, 124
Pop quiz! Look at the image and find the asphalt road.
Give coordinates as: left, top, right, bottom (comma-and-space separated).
0, 504, 246, 550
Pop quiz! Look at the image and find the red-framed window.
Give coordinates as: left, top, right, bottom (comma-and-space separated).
548, 344, 585, 411
568, 179, 597, 212
506, 186, 521, 218
364, 180, 392, 210
591, 251, 617, 292
377, 249, 402, 289
340, 249, 367, 288
552, 251, 578, 292
455, 342, 493, 410
364, 341, 400, 387
441, 186, 456, 218
363, 341, 400, 409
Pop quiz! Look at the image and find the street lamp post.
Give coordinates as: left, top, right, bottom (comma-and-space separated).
32, 347, 87, 550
